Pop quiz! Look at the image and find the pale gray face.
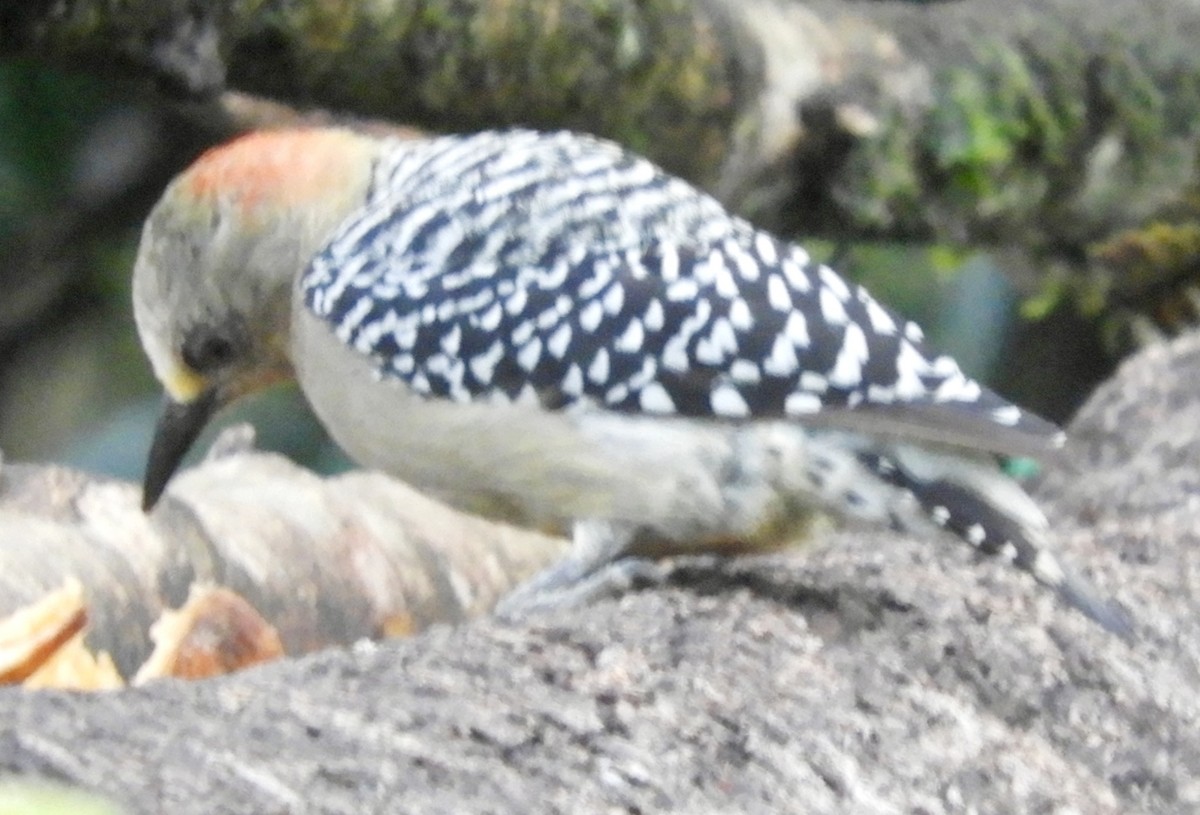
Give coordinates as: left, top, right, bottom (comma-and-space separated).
132, 182, 311, 510
131, 127, 393, 509
132, 187, 301, 406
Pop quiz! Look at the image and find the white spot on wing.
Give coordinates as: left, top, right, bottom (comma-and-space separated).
639, 382, 675, 413
517, 336, 542, 372
785, 312, 810, 347
512, 320, 535, 346
477, 302, 503, 332
711, 384, 750, 417
781, 258, 811, 293
934, 376, 982, 403
755, 233, 779, 266
615, 319, 645, 352
562, 363, 584, 396
603, 284, 625, 315
729, 299, 753, 331
864, 298, 898, 335
644, 299, 665, 331
424, 353, 449, 376
767, 275, 792, 312
714, 255, 739, 298
469, 340, 505, 386
392, 354, 415, 375
659, 245, 681, 282
819, 287, 849, 325
695, 336, 724, 365
588, 348, 611, 383
730, 360, 761, 383
441, 324, 462, 356
966, 524, 986, 546
547, 323, 572, 358
800, 372, 827, 392
578, 263, 612, 299
538, 258, 570, 290
623, 251, 650, 281
536, 305, 559, 330
730, 244, 759, 282
579, 301, 603, 333
819, 266, 852, 301
763, 335, 798, 377
663, 337, 690, 371
711, 318, 738, 354
627, 356, 657, 390
894, 341, 933, 400
785, 392, 821, 414
667, 278, 700, 302
505, 286, 528, 316
827, 323, 869, 388
991, 405, 1022, 426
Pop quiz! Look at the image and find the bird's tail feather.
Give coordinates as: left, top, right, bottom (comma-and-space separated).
875, 444, 1133, 638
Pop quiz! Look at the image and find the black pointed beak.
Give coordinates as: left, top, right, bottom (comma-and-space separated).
142, 388, 220, 511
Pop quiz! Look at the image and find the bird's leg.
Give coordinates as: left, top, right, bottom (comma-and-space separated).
494, 520, 669, 619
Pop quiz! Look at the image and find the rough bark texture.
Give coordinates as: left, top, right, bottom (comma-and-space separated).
0, 331, 1197, 812
1, 3, 1197, 810
0, 428, 565, 678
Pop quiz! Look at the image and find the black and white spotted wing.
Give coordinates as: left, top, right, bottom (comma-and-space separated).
302, 130, 1061, 456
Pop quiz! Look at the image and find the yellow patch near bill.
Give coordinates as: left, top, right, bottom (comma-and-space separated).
164, 366, 209, 404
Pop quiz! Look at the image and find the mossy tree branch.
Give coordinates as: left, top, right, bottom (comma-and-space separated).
7, 0, 1200, 310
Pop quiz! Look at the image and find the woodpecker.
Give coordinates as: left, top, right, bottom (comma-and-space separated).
132, 127, 1130, 635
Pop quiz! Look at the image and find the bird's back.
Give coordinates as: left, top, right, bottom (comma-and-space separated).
302, 129, 1060, 460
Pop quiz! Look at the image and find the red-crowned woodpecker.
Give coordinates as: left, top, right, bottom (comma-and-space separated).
132, 128, 1130, 634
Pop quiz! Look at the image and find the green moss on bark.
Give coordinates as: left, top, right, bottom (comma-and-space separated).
831, 19, 1200, 317
228, 0, 743, 182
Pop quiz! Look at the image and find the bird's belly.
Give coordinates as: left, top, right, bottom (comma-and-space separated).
292, 306, 637, 526
292, 308, 829, 544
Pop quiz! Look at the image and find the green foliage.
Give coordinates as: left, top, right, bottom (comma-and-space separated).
1019, 273, 1073, 320
0, 62, 107, 223
236, 0, 733, 182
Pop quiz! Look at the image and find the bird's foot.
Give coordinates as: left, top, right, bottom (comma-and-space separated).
494, 557, 671, 621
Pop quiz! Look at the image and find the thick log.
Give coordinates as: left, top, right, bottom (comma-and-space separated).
0, 429, 565, 676
1, 330, 1197, 812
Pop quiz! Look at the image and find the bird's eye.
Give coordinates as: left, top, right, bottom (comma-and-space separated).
181, 331, 238, 373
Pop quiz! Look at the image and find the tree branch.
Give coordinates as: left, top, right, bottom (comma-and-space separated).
9, 0, 1200, 275
0, 430, 565, 677
3, 333, 1197, 811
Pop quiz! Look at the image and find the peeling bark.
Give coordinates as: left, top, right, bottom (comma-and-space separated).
0, 431, 565, 677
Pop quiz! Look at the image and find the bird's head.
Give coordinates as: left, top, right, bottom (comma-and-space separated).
133, 127, 387, 510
